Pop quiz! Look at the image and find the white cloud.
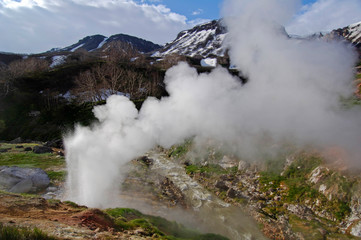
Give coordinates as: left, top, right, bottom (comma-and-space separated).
0, 0, 190, 53
188, 18, 210, 26
192, 8, 203, 16
287, 0, 361, 36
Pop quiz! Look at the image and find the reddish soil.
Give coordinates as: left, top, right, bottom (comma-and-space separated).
0, 192, 149, 239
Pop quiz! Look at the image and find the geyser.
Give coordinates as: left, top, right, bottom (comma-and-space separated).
64, 0, 360, 209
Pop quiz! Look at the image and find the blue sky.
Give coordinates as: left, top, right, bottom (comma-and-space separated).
141, 0, 318, 22
149, 0, 224, 22
0, 0, 360, 53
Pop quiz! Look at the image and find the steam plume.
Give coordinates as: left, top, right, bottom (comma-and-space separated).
64, 0, 360, 207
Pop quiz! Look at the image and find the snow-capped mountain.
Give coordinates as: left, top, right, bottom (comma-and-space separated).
153, 20, 227, 58
154, 19, 361, 59
324, 21, 361, 50
50, 33, 162, 53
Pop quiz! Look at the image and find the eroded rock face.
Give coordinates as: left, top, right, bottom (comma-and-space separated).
0, 166, 50, 193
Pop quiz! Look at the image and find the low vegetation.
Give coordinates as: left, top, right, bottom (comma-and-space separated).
105, 208, 228, 240
0, 223, 58, 240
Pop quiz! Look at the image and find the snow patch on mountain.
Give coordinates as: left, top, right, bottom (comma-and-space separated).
347, 21, 361, 44
96, 37, 109, 51
70, 44, 85, 52
200, 58, 217, 67
50, 55, 67, 68
153, 20, 227, 58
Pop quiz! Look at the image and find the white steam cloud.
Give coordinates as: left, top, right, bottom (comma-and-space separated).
64, 0, 360, 208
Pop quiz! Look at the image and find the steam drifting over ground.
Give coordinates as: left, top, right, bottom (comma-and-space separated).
64, 0, 360, 208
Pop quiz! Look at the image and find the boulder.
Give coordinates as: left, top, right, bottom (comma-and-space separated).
33, 146, 53, 154
0, 166, 50, 193
24, 147, 32, 151
44, 139, 63, 149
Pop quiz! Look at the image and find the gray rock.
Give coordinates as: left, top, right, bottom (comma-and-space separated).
10, 179, 33, 193
33, 146, 53, 154
24, 147, 32, 151
0, 166, 50, 193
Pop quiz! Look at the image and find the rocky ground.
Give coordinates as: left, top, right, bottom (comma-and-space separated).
0, 143, 230, 240
0, 191, 153, 239
2, 141, 361, 239
123, 143, 361, 240
166, 145, 361, 240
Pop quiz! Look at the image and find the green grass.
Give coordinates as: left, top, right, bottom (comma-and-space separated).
0, 144, 65, 171
0, 223, 58, 240
105, 208, 229, 240
46, 171, 66, 181
169, 140, 193, 158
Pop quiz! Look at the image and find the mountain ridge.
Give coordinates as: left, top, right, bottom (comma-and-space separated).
50, 33, 162, 54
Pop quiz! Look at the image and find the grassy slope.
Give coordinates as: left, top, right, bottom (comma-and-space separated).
0, 143, 66, 183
